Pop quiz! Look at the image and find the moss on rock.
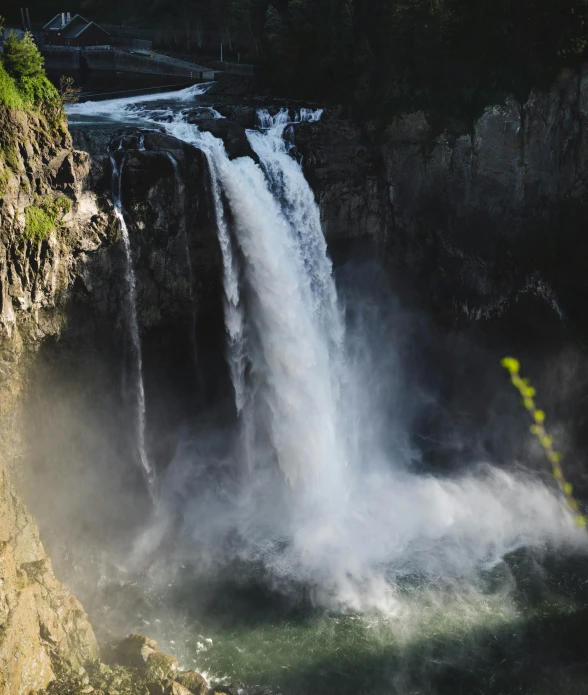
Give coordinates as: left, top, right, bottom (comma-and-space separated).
24, 195, 73, 241
175, 672, 208, 695
145, 653, 179, 682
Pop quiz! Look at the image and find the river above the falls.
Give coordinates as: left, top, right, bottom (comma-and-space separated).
64, 85, 588, 695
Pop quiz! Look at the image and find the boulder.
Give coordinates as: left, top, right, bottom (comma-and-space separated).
169, 682, 196, 695
175, 671, 208, 695
114, 634, 159, 669
214, 105, 258, 129
148, 679, 193, 695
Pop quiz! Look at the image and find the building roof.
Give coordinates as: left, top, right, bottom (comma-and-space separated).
43, 13, 109, 37
64, 20, 109, 38
43, 13, 68, 30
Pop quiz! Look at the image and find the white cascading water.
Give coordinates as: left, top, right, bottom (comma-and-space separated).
69, 91, 587, 613
111, 155, 154, 491
212, 123, 347, 496
248, 109, 345, 395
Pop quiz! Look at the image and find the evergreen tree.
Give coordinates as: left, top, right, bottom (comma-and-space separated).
2, 31, 45, 81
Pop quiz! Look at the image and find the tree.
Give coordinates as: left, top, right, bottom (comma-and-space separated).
1, 31, 59, 111
2, 31, 45, 81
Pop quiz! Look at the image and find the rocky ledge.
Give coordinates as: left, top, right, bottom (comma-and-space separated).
43, 634, 275, 695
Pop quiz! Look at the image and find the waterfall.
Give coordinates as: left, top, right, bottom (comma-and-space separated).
68, 92, 585, 612
200, 145, 255, 469
159, 109, 581, 589
195, 116, 348, 500
157, 108, 347, 492
248, 109, 345, 396
110, 154, 154, 491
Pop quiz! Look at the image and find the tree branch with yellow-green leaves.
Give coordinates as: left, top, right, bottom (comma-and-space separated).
501, 357, 586, 528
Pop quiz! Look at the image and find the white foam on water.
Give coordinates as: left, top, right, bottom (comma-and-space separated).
67, 82, 213, 121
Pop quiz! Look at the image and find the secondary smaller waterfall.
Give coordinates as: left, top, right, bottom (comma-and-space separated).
199, 144, 255, 470
166, 152, 199, 363
111, 154, 154, 491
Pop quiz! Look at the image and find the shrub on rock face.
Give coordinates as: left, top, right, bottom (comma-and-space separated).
2, 31, 44, 81
0, 30, 60, 113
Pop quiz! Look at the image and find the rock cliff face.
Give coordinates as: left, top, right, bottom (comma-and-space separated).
66, 127, 226, 468
295, 66, 588, 331
70, 128, 221, 333
0, 105, 102, 695
66, 65, 588, 340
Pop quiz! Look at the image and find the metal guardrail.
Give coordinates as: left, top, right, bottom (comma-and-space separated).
42, 44, 113, 50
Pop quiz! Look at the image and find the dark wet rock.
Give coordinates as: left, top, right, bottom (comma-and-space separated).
182, 106, 228, 123
293, 65, 588, 329
67, 126, 223, 329
294, 117, 384, 252
214, 105, 258, 129
205, 74, 260, 98
196, 119, 260, 164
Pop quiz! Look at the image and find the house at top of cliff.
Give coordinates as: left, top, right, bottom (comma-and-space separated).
42, 12, 110, 47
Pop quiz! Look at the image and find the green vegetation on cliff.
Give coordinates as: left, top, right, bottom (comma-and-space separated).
24, 196, 72, 241
0, 16, 60, 112
0, 16, 65, 198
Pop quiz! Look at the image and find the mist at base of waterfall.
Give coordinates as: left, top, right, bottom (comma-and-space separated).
114, 258, 588, 695
82, 542, 588, 695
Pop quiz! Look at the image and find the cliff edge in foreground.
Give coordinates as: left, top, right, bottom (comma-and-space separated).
0, 77, 116, 694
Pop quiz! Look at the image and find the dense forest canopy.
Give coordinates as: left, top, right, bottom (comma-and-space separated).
5, 1, 588, 120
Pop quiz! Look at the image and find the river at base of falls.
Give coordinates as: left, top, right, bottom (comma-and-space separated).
88, 547, 588, 695
66, 86, 588, 695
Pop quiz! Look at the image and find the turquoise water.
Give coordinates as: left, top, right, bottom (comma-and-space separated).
125, 549, 588, 695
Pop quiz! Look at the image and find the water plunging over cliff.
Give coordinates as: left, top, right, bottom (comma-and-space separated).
70, 92, 584, 597
111, 154, 154, 491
